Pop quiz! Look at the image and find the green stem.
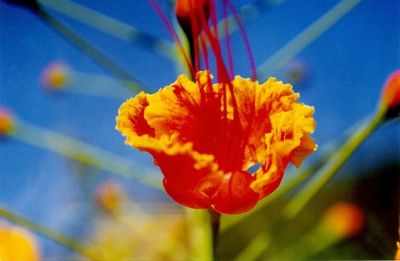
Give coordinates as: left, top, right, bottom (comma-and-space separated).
36, 8, 145, 92
8, 119, 162, 189
283, 105, 386, 219
0, 205, 99, 260
209, 210, 221, 259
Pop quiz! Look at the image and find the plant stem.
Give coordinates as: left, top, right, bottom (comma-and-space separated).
283, 105, 387, 220
209, 210, 221, 259
0, 205, 99, 260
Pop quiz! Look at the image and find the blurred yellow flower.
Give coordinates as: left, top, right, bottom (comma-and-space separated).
0, 224, 40, 261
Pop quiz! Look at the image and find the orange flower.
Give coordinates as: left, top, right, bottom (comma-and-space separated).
118, 0, 316, 214
0, 224, 41, 261
116, 71, 316, 214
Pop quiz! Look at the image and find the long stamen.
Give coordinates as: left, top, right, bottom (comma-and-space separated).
225, 0, 257, 80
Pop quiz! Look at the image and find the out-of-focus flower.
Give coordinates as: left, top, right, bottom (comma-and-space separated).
116, 70, 316, 214
0, 223, 41, 261
0, 107, 14, 136
321, 202, 365, 238
93, 180, 126, 214
283, 58, 310, 87
40, 61, 70, 90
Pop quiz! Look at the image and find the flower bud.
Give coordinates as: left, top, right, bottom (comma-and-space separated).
175, 0, 210, 40
0, 107, 14, 136
381, 70, 400, 109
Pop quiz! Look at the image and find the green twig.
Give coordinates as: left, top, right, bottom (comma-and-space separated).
38, 0, 174, 57
0, 205, 99, 260
36, 8, 145, 92
8, 119, 162, 189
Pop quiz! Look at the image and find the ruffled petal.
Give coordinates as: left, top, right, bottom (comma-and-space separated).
115, 92, 155, 145
251, 100, 316, 194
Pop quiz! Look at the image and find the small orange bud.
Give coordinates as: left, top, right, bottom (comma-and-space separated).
0, 224, 41, 261
40, 62, 70, 90
94, 181, 126, 213
175, 0, 210, 39
381, 69, 400, 109
322, 202, 365, 238
0, 107, 14, 136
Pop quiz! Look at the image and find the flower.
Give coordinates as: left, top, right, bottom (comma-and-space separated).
116, 70, 316, 214
40, 61, 70, 90
321, 202, 365, 238
0, 224, 41, 261
381, 69, 400, 111
0, 107, 14, 136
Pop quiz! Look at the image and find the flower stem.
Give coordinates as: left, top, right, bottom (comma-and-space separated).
35, 7, 145, 92
283, 104, 387, 220
0, 205, 99, 260
8, 119, 162, 189
209, 210, 221, 259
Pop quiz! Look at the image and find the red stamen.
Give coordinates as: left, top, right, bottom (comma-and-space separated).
225, 0, 257, 80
